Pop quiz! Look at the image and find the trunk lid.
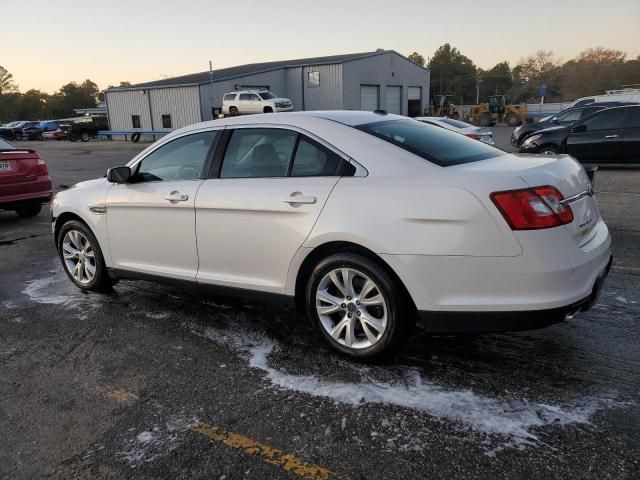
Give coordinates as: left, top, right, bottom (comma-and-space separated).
0, 149, 42, 187
455, 153, 599, 245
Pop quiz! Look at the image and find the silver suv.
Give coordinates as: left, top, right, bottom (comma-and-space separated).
222, 90, 293, 115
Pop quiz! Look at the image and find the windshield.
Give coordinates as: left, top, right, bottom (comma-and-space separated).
439, 118, 472, 129
4, 121, 19, 127
356, 119, 504, 167
258, 91, 277, 100
0, 138, 17, 149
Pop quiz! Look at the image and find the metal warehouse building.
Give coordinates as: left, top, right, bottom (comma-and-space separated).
104, 50, 430, 132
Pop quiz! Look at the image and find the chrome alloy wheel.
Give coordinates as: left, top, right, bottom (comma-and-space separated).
315, 268, 388, 349
62, 230, 96, 285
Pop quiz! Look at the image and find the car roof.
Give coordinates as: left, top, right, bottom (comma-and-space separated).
225, 90, 270, 94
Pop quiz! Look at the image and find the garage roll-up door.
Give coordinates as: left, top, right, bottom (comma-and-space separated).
386, 86, 402, 115
360, 85, 379, 111
408, 87, 421, 101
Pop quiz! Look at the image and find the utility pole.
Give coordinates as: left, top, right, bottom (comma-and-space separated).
476, 73, 482, 104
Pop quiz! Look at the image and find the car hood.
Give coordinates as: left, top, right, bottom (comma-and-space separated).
269, 97, 291, 103
534, 125, 569, 135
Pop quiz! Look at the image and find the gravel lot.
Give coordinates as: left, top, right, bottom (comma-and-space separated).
1, 135, 639, 479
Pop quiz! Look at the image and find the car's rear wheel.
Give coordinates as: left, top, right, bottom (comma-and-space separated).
305, 253, 413, 359
80, 132, 90, 142
36, 132, 44, 141
57, 220, 113, 292
229, 107, 239, 116
15, 201, 42, 218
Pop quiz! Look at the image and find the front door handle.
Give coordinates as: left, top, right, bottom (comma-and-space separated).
283, 192, 317, 205
165, 191, 189, 203
605, 135, 619, 139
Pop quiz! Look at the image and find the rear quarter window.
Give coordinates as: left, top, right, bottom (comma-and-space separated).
356, 119, 504, 166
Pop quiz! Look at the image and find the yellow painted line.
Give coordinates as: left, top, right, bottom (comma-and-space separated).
190, 422, 349, 480
98, 387, 140, 402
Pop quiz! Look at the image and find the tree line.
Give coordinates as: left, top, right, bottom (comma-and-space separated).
408, 44, 640, 105
0, 67, 130, 123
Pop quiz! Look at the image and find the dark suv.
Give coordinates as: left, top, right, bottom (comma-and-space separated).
511, 102, 634, 147
67, 116, 109, 142
519, 105, 640, 164
23, 121, 61, 141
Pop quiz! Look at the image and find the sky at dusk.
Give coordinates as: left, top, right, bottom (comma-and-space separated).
3, 0, 639, 93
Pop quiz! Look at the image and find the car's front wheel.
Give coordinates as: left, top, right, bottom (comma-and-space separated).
305, 253, 413, 359
57, 220, 113, 292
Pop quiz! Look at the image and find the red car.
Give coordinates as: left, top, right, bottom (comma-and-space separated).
0, 138, 53, 217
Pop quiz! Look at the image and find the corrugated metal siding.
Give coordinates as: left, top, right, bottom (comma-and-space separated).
342, 51, 430, 115
302, 64, 342, 110
105, 89, 153, 131
198, 70, 287, 120
285, 67, 303, 111
148, 86, 201, 130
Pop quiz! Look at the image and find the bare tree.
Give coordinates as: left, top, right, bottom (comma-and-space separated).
0, 66, 18, 95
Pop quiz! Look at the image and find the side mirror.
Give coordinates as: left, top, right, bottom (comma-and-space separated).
571, 124, 587, 133
107, 166, 131, 183
551, 117, 558, 123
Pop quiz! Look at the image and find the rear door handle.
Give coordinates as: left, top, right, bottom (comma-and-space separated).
605, 135, 619, 139
165, 191, 189, 203
283, 193, 317, 205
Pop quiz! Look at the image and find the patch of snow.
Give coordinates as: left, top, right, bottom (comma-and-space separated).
22, 278, 74, 305
194, 326, 629, 448
615, 296, 628, 304
145, 312, 170, 320
2, 300, 18, 309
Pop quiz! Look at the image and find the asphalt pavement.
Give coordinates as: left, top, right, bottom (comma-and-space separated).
1, 134, 639, 479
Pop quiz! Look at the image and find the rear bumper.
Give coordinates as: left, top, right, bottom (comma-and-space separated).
418, 255, 612, 333
0, 176, 53, 207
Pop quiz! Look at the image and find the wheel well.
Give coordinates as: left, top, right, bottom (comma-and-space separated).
293, 241, 417, 313
263, 106, 273, 113
53, 212, 90, 245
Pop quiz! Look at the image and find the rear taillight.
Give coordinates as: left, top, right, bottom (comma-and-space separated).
490, 186, 573, 230
465, 133, 481, 140
35, 158, 49, 176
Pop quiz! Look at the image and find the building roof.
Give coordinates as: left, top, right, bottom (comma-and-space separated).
111, 50, 427, 90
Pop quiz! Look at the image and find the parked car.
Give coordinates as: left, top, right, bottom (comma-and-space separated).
68, 116, 109, 142
23, 121, 61, 141
519, 105, 640, 164
0, 138, 53, 217
43, 125, 70, 141
416, 116, 494, 144
222, 90, 293, 116
51, 111, 611, 359
511, 102, 636, 147
567, 87, 640, 108
0, 121, 38, 140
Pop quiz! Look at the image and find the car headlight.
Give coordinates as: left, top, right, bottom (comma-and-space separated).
522, 134, 542, 146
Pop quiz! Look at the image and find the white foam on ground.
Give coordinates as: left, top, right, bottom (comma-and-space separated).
195, 326, 627, 446
22, 278, 74, 305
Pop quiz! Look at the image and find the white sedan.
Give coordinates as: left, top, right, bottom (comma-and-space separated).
415, 116, 495, 145
51, 112, 611, 359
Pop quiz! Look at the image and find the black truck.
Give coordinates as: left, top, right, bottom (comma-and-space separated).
67, 116, 109, 142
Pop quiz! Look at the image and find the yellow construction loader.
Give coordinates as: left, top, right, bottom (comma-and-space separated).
468, 95, 526, 127
426, 94, 459, 118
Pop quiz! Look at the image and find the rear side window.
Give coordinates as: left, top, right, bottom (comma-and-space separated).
290, 137, 342, 177
356, 119, 503, 166
224, 93, 236, 101
581, 108, 627, 131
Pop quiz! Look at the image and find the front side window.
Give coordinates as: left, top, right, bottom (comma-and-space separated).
356, 119, 503, 166
132, 115, 141, 129
308, 71, 320, 87
220, 129, 297, 178
136, 131, 218, 182
162, 114, 172, 129
580, 108, 627, 131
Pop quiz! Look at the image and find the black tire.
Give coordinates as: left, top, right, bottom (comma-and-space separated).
479, 113, 492, 127
69, 134, 78, 142
537, 145, 560, 155
15, 201, 42, 218
57, 220, 114, 292
229, 106, 239, 116
505, 113, 521, 127
263, 106, 273, 113
305, 253, 414, 359
131, 132, 141, 143
80, 132, 90, 142
36, 132, 44, 141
